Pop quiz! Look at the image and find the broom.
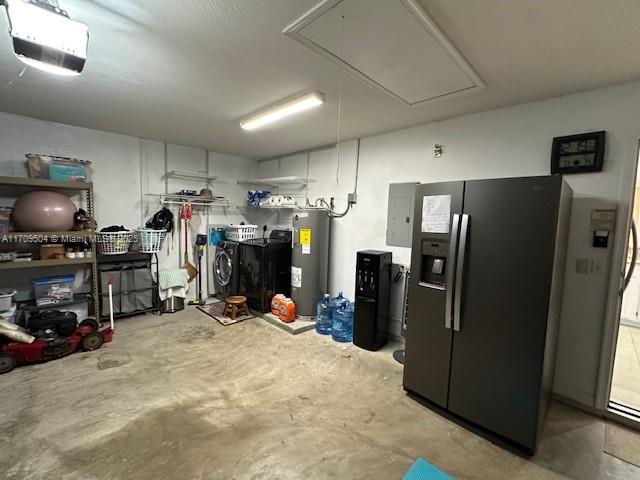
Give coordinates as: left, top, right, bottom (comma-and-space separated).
180, 203, 198, 282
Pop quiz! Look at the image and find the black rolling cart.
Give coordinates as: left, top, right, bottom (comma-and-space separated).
97, 252, 160, 321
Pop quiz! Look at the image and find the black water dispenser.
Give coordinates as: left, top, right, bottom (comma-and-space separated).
354, 250, 392, 351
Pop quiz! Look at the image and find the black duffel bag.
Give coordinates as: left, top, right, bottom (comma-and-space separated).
28, 310, 78, 337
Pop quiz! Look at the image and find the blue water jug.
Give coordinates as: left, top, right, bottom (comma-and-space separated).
315, 294, 333, 335
332, 301, 354, 342
330, 292, 348, 309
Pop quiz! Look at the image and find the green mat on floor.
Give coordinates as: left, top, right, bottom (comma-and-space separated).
403, 459, 453, 480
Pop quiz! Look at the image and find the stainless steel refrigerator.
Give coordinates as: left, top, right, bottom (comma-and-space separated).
403, 175, 572, 454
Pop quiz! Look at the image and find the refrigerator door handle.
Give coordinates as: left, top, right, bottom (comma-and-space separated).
445, 213, 460, 329
453, 214, 470, 331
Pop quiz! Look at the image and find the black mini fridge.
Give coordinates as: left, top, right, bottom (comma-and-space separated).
354, 250, 392, 351
403, 175, 572, 454
238, 230, 292, 313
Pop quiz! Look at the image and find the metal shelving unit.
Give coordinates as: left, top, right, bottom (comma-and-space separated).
0, 257, 94, 270
14, 293, 93, 327
0, 176, 92, 196
0, 176, 99, 321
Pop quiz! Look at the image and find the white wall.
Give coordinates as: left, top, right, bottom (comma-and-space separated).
0, 112, 258, 302
0, 113, 142, 227
3, 79, 640, 409
138, 139, 259, 287
259, 81, 640, 409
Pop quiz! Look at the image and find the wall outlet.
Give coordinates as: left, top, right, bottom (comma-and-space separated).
576, 258, 590, 274
590, 258, 603, 275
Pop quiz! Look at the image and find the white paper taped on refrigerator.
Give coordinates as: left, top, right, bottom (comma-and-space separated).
422, 194, 451, 233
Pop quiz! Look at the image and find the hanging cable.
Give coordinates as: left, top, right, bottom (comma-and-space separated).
331, 138, 360, 218
310, 138, 360, 218
295, 16, 360, 219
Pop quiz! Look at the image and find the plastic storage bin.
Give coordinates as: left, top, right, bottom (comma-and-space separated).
32, 275, 75, 307
225, 224, 257, 241
49, 164, 88, 182
0, 288, 16, 312
26, 154, 91, 181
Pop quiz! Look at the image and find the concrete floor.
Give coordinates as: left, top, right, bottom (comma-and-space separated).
611, 325, 640, 411
1, 308, 640, 480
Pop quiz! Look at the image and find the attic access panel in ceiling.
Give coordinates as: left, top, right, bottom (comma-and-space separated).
284, 0, 484, 106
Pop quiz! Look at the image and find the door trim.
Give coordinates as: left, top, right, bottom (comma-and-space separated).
605, 406, 640, 432
554, 393, 640, 433
595, 136, 640, 418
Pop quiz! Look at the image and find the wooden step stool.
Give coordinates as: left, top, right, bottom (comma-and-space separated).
223, 296, 250, 320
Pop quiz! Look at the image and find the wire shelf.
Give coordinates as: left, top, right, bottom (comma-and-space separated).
145, 193, 230, 207
237, 176, 315, 188
165, 170, 218, 181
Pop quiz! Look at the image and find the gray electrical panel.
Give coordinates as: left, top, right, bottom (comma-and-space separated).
386, 182, 418, 248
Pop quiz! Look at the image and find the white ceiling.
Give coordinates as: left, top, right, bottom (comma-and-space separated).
0, 0, 640, 159
289, 0, 483, 105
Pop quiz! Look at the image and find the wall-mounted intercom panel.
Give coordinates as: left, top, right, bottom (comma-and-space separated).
591, 209, 616, 248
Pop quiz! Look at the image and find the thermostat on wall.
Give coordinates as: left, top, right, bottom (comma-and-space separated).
551, 131, 606, 174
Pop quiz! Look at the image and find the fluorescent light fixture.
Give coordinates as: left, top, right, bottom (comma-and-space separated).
3, 0, 89, 76
240, 91, 324, 131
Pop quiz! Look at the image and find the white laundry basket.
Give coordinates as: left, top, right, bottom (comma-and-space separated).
137, 228, 167, 253
225, 225, 257, 241
97, 231, 133, 255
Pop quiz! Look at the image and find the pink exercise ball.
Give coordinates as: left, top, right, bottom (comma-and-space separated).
12, 190, 76, 232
